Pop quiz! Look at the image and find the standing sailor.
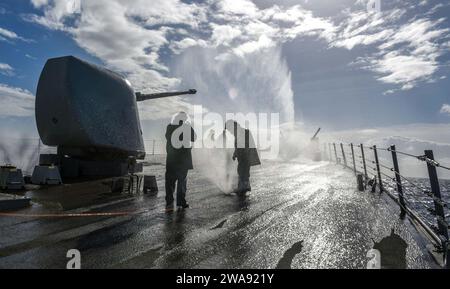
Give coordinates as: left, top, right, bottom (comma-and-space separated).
224, 120, 261, 196
165, 112, 197, 212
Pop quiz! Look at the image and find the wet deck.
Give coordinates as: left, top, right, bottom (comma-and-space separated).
0, 157, 439, 269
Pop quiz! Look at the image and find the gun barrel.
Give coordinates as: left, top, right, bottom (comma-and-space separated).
311, 128, 321, 140
135, 89, 197, 101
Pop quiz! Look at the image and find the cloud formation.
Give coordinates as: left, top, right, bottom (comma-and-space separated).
0, 27, 21, 42
24, 0, 450, 119
0, 63, 14, 76
332, 2, 450, 91
0, 26, 32, 43
0, 84, 35, 117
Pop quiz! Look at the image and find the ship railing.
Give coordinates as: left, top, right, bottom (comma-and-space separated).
324, 142, 450, 268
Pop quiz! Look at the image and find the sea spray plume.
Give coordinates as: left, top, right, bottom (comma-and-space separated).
0, 142, 11, 164
174, 46, 296, 124
177, 49, 328, 165
278, 122, 318, 161
0, 135, 40, 175
173, 44, 331, 187
193, 124, 318, 192
192, 129, 238, 193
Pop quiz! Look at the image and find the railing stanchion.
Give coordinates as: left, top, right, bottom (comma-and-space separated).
391, 145, 406, 217
424, 150, 450, 268
340, 143, 347, 167
333, 143, 338, 164
373, 145, 383, 193
351, 143, 356, 175
361, 144, 368, 183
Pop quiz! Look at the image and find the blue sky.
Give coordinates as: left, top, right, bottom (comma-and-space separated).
0, 1, 99, 92
0, 0, 450, 138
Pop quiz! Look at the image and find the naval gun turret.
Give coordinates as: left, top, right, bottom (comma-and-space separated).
35, 56, 196, 179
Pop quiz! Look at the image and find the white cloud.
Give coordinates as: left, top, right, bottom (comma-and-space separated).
25, 54, 37, 60
25, 1, 194, 91
378, 18, 448, 51
233, 35, 275, 56
333, 29, 394, 50
125, 0, 206, 28
26, 0, 338, 85
210, 24, 242, 47
0, 84, 35, 117
26, 0, 338, 121
332, 5, 449, 92
440, 104, 450, 115
262, 5, 305, 23
0, 26, 32, 42
372, 52, 438, 89
216, 0, 259, 17
279, 6, 337, 42
0, 27, 19, 39
0, 63, 14, 76
26, 0, 450, 124
31, 0, 49, 8
169, 38, 207, 54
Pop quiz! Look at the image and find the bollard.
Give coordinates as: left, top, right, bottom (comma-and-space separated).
373, 145, 383, 193
0, 165, 25, 190
357, 174, 364, 191
424, 150, 450, 268
143, 175, 158, 195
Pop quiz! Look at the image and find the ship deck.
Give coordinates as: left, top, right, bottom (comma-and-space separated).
0, 156, 440, 269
